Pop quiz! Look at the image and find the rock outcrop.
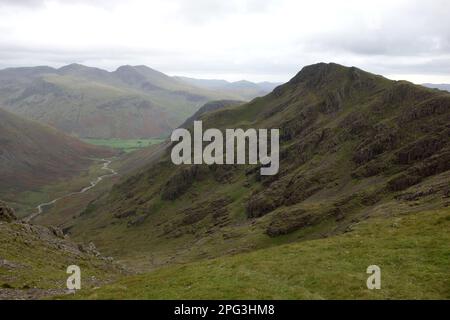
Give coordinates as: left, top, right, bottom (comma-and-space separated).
0, 201, 17, 223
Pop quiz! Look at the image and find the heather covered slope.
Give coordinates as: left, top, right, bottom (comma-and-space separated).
0, 108, 114, 195
60, 63, 450, 275
0, 64, 245, 139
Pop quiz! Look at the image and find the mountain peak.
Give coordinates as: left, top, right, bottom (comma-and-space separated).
58, 63, 85, 70
292, 62, 353, 81
115, 65, 136, 72
115, 65, 160, 74
58, 63, 101, 73
58, 63, 110, 78
114, 65, 164, 78
288, 62, 384, 90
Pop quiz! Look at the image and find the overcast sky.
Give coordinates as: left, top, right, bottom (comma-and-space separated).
0, 0, 449, 83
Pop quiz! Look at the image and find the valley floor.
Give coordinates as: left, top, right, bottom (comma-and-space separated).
82, 138, 165, 153
66, 208, 450, 299
2, 158, 119, 219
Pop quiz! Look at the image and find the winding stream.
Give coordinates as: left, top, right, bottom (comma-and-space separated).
25, 158, 118, 222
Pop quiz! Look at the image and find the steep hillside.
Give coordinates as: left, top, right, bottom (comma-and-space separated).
0, 201, 124, 299
0, 108, 114, 197
0, 64, 245, 139
59, 63, 450, 274
174, 76, 281, 100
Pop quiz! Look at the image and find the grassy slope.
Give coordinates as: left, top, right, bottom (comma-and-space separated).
0, 221, 123, 291
71, 208, 450, 299
61, 63, 450, 274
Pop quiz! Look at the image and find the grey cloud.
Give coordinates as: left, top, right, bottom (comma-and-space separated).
302, 0, 450, 57
0, 0, 122, 9
371, 57, 450, 76
0, 0, 449, 82
0, 0, 42, 7
173, 0, 276, 24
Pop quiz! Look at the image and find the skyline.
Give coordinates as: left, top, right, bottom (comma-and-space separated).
0, 0, 449, 83
1, 62, 448, 86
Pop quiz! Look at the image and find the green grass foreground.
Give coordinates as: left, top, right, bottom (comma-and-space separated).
82, 138, 164, 153
67, 208, 450, 299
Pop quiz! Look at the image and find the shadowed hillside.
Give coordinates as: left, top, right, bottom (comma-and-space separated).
0, 108, 114, 196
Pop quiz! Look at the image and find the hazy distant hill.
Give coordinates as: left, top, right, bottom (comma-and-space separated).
422, 83, 450, 92
180, 99, 244, 128
0, 107, 113, 194
0, 64, 254, 139
173, 76, 281, 100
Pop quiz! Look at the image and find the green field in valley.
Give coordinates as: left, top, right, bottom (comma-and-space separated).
82, 138, 165, 153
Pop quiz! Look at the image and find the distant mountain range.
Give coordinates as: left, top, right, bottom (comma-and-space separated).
422, 83, 450, 92
0, 64, 276, 139
173, 76, 281, 101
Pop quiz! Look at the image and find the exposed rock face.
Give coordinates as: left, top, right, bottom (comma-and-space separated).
78, 242, 101, 257
48, 225, 65, 238
0, 201, 17, 222
161, 197, 232, 239
266, 209, 314, 237
113, 209, 137, 219
388, 150, 450, 191
161, 166, 208, 200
